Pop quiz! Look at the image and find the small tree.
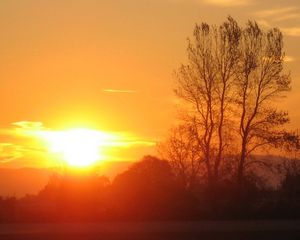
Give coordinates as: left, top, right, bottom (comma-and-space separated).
159, 125, 204, 191
109, 156, 190, 219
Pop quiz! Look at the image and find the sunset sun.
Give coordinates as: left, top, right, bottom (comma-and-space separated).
41, 128, 118, 167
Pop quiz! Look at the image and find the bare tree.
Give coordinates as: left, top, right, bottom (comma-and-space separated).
173, 17, 242, 186
159, 125, 204, 191
163, 16, 296, 198
175, 22, 217, 185
236, 21, 291, 187
214, 17, 241, 180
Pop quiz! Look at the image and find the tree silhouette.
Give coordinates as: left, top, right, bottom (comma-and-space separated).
167, 16, 296, 193
235, 21, 291, 188
173, 17, 242, 187
109, 155, 196, 220
159, 125, 204, 191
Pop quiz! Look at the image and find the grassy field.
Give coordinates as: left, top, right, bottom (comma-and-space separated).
0, 221, 299, 239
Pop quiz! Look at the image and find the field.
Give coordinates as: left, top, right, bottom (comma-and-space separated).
0, 221, 300, 240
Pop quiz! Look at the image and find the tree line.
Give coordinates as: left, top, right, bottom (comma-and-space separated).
0, 155, 299, 222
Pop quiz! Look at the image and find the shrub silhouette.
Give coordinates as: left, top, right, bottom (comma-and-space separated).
108, 155, 197, 220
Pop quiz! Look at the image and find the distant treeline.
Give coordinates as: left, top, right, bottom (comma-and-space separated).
0, 155, 300, 222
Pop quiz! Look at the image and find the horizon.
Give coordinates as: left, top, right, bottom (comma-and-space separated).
0, 153, 293, 197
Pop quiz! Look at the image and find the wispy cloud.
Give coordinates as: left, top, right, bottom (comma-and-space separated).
257, 20, 300, 37
257, 19, 272, 28
255, 7, 299, 19
260, 23, 300, 37
254, 6, 300, 37
281, 27, 300, 37
284, 56, 296, 62
103, 89, 137, 94
0, 122, 49, 164
12, 121, 45, 130
118, 140, 156, 147
274, 13, 300, 22
0, 143, 24, 162
202, 0, 253, 7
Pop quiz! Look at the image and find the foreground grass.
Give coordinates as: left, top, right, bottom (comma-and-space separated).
0, 221, 300, 240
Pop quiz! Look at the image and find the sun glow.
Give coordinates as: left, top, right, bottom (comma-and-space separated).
11, 121, 156, 168
41, 128, 120, 167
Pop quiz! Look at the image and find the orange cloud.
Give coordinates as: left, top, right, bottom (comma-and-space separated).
255, 6, 300, 37
0, 143, 24, 162
255, 7, 299, 20
202, 0, 253, 7
103, 89, 137, 93
12, 121, 45, 130
284, 56, 295, 62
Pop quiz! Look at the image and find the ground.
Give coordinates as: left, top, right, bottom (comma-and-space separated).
0, 221, 300, 240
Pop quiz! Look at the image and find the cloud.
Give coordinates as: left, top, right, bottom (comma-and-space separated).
0, 122, 49, 165
119, 140, 156, 147
257, 19, 272, 28
0, 143, 24, 162
103, 89, 137, 93
254, 6, 300, 37
273, 13, 300, 22
284, 56, 296, 62
281, 27, 300, 37
257, 20, 300, 37
255, 7, 299, 19
12, 121, 45, 130
202, 0, 253, 7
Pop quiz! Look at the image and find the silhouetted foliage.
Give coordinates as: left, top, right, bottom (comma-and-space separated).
158, 125, 204, 191
0, 155, 299, 221
108, 155, 198, 220
0, 197, 16, 222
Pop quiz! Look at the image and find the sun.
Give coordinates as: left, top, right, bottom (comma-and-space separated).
20, 125, 142, 168
41, 128, 116, 167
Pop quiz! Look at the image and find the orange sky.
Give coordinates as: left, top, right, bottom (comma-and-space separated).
0, 0, 299, 168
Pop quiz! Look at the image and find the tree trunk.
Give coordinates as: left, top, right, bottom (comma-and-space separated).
237, 138, 247, 192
